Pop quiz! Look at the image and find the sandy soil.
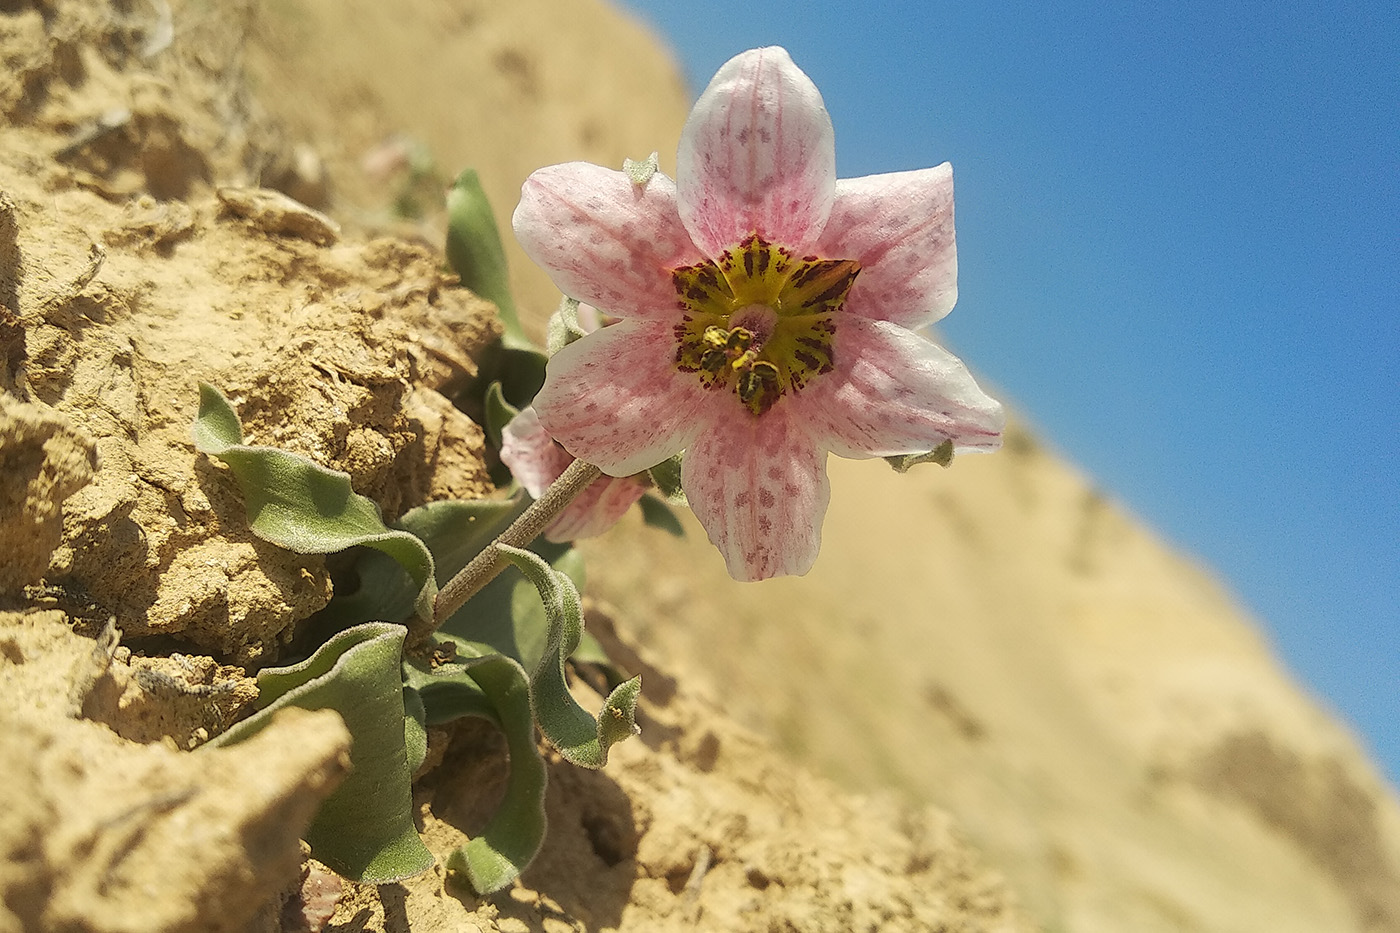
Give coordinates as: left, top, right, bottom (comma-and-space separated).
0, 1, 1034, 931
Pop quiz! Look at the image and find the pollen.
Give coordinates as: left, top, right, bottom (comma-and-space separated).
671, 232, 859, 416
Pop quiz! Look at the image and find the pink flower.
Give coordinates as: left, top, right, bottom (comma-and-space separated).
513, 47, 1003, 580
499, 406, 648, 542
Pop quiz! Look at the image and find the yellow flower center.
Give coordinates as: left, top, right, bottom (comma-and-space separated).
670, 233, 860, 415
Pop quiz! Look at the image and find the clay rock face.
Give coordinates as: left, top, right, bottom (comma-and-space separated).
0, 396, 96, 594
0, 611, 351, 933
0, 0, 500, 662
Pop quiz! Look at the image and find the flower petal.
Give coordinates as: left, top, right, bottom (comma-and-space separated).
544, 475, 648, 542
512, 164, 702, 320
789, 317, 1004, 459
682, 410, 830, 581
498, 407, 572, 498
815, 165, 958, 329
677, 47, 836, 258
533, 319, 710, 476
499, 407, 647, 542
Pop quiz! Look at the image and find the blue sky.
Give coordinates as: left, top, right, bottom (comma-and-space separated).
616, 0, 1400, 783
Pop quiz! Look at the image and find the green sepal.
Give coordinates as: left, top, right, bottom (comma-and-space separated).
210, 622, 433, 883
545, 297, 588, 355
637, 493, 684, 537
192, 383, 436, 621
885, 439, 956, 473
622, 151, 659, 186
498, 545, 640, 769
445, 168, 530, 350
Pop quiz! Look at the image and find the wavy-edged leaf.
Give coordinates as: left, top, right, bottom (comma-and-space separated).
211, 622, 432, 883
403, 686, 428, 775
498, 545, 640, 769
192, 383, 436, 621
404, 635, 547, 894
309, 495, 525, 639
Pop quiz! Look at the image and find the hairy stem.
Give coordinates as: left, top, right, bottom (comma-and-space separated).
414, 458, 602, 644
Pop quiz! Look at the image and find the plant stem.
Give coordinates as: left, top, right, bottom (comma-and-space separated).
413, 458, 602, 644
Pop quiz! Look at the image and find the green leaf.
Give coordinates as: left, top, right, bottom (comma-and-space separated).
430, 533, 560, 669
404, 635, 547, 895
192, 383, 437, 621
482, 381, 519, 451
498, 545, 640, 769
403, 686, 428, 775
445, 168, 530, 350
308, 495, 524, 639
211, 623, 433, 883
885, 439, 956, 473
637, 493, 685, 537
647, 453, 687, 505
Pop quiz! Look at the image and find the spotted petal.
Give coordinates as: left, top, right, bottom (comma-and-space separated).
543, 475, 648, 542
499, 407, 647, 542
513, 164, 703, 321
815, 165, 958, 329
677, 47, 836, 258
789, 317, 1004, 459
498, 406, 572, 499
533, 319, 709, 477
682, 409, 830, 581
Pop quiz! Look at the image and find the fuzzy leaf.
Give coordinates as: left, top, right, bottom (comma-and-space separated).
446, 168, 530, 350
498, 545, 640, 768
212, 623, 433, 883
405, 635, 547, 894
309, 496, 524, 639
192, 383, 436, 621
445, 654, 546, 893
403, 686, 428, 775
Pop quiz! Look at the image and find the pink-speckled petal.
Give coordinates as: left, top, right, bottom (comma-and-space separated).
816, 165, 958, 328
790, 317, 1004, 459
677, 47, 836, 258
533, 319, 710, 476
513, 164, 703, 320
544, 474, 649, 542
682, 408, 830, 581
498, 407, 572, 498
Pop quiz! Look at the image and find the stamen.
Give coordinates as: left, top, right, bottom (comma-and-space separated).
702, 326, 729, 350
700, 349, 727, 373
671, 232, 856, 417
